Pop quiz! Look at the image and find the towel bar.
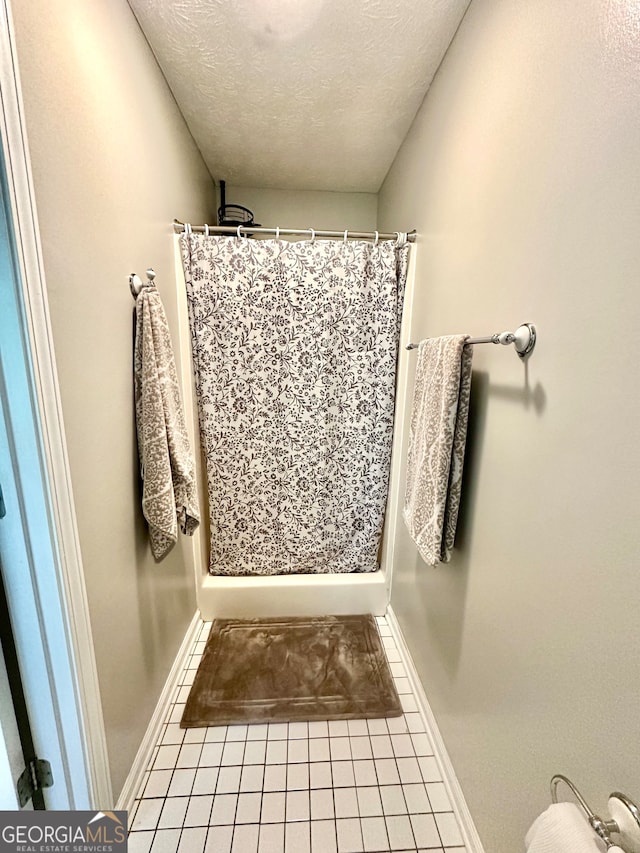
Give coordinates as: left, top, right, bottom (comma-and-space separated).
406, 322, 536, 360
551, 774, 640, 851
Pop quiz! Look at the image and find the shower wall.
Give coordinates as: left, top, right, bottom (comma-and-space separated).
378, 1, 640, 851
9, 0, 216, 797
221, 186, 377, 233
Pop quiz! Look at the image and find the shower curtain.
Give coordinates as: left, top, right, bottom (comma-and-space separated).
180, 233, 408, 576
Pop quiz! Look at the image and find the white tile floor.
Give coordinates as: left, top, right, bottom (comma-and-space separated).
127, 616, 467, 853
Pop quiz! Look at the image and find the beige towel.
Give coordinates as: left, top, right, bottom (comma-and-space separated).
403, 335, 472, 566
134, 287, 199, 559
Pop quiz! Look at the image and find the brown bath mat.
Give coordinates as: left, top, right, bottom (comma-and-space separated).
181, 614, 402, 728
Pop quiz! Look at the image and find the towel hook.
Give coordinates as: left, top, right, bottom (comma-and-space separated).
129, 268, 156, 299
129, 273, 143, 298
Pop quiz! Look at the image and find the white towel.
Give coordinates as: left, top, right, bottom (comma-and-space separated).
134, 287, 199, 560
525, 803, 609, 852
403, 335, 472, 566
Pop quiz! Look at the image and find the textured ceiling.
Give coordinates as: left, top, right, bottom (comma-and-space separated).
128, 0, 470, 192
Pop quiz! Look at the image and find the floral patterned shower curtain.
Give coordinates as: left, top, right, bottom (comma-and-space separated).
180, 233, 408, 576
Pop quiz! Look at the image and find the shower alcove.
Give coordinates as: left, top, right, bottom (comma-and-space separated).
170, 238, 400, 620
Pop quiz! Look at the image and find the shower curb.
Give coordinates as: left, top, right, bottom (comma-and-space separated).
115, 611, 202, 813
386, 606, 486, 853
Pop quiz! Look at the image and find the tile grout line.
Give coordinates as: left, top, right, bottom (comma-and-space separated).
375, 619, 419, 853
386, 607, 482, 853
128, 614, 469, 853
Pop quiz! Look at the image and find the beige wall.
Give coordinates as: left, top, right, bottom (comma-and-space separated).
10, 0, 216, 797
379, 0, 640, 850
223, 185, 377, 232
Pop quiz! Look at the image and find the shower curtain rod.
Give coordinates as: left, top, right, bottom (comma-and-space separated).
173, 219, 416, 243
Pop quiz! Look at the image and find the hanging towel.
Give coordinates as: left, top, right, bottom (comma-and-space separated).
525, 803, 609, 852
403, 335, 473, 566
134, 286, 199, 560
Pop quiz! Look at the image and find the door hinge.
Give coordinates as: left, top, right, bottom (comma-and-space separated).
17, 758, 53, 807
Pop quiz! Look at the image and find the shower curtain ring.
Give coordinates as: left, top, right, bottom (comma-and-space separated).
237, 225, 243, 238
344, 230, 348, 242
204, 223, 210, 236
374, 231, 379, 246
309, 228, 315, 242
276, 226, 280, 239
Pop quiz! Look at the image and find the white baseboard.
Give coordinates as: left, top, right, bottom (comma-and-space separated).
386, 606, 486, 853
116, 611, 202, 812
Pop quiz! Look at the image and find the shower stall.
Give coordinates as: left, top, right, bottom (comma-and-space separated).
169, 229, 415, 619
